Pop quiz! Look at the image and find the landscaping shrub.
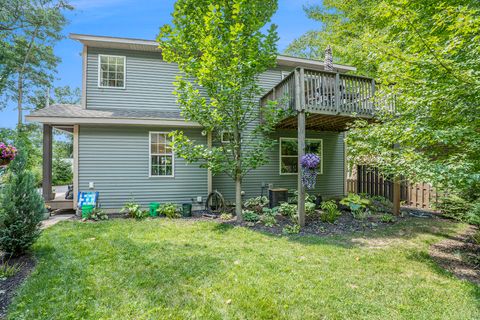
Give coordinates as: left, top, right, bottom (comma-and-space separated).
242, 210, 260, 222
282, 224, 300, 235
52, 157, 73, 185
466, 201, 480, 226
157, 203, 181, 218
434, 194, 470, 221
244, 196, 269, 209
380, 214, 396, 223
305, 202, 316, 216
319, 200, 341, 223
340, 193, 371, 219
368, 195, 393, 213
278, 203, 297, 218
0, 140, 44, 256
289, 190, 316, 204
121, 202, 148, 220
261, 215, 277, 227
220, 213, 233, 220
0, 261, 21, 278
83, 208, 108, 221
260, 207, 278, 227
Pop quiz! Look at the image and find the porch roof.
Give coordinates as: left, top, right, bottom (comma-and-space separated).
25, 104, 201, 127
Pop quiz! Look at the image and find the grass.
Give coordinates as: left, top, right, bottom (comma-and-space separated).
7, 218, 480, 319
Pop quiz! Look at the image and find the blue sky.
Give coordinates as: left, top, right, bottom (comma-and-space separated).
0, 0, 320, 128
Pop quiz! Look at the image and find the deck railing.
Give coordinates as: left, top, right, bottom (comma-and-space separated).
260, 67, 395, 117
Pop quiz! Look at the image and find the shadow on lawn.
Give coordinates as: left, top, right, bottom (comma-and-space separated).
213, 217, 461, 250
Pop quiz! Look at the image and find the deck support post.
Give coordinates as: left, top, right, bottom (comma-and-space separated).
42, 124, 53, 201
297, 111, 306, 227
296, 68, 306, 227
207, 131, 213, 195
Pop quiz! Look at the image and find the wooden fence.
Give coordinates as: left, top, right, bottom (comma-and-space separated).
347, 165, 442, 210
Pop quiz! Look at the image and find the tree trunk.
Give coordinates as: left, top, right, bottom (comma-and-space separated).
235, 175, 243, 222
17, 74, 23, 126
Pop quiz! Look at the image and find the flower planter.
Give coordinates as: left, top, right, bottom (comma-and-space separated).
0, 159, 11, 166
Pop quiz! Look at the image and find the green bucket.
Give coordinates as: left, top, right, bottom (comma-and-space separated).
182, 203, 192, 217
149, 202, 160, 217
81, 205, 95, 219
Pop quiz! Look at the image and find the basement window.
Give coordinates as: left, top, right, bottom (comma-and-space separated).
98, 54, 126, 88
149, 132, 174, 177
279, 138, 323, 175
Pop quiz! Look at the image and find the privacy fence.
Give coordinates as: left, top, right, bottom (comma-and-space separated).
346, 165, 444, 210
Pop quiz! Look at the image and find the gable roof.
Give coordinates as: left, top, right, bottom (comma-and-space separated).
25, 104, 200, 127
70, 33, 357, 73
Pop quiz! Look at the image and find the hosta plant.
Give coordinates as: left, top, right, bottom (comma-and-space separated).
243, 210, 260, 222
157, 203, 181, 219
320, 200, 341, 223
121, 202, 148, 220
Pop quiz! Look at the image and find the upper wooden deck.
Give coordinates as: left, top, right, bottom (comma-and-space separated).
260, 68, 395, 131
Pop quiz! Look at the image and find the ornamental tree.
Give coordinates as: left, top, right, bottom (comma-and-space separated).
158, 0, 281, 220
286, 0, 480, 200
0, 137, 45, 256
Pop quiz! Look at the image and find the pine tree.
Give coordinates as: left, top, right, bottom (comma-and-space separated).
0, 137, 45, 256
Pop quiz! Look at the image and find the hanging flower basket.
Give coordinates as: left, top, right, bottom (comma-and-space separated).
0, 142, 17, 167
300, 153, 321, 190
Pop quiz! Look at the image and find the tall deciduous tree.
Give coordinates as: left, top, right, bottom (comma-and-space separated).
158, 0, 281, 220
0, 0, 73, 125
286, 0, 480, 199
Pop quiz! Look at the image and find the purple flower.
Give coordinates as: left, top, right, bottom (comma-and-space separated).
0, 142, 17, 162
300, 153, 320, 169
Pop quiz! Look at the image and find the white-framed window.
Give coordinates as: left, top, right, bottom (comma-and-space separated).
279, 137, 323, 175
221, 131, 233, 143
98, 54, 126, 88
149, 132, 174, 177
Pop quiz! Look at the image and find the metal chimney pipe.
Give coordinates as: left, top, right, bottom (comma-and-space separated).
324, 45, 334, 71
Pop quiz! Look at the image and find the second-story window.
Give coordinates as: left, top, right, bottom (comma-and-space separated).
98, 55, 125, 88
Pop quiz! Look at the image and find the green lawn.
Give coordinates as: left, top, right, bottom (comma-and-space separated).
7, 218, 480, 319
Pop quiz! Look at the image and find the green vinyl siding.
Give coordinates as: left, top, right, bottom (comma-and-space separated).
78, 125, 208, 209
81, 46, 345, 207
86, 47, 183, 111
212, 130, 345, 203
86, 46, 293, 112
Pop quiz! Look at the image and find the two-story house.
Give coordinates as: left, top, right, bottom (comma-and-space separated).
27, 34, 390, 214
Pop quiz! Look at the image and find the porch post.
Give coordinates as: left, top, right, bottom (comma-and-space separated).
42, 124, 53, 201
73, 125, 79, 209
296, 67, 306, 227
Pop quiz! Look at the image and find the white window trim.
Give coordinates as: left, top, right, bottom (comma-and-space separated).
149, 131, 175, 178
279, 137, 323, 176
98, 54, 126, 89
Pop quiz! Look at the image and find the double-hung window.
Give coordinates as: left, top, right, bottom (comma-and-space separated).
98, 54, 126, 88
279, 138, 323, 175
149, 132, 174, 177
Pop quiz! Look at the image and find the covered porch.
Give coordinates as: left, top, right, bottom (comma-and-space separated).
260, 67, 398, 225
41, 124, 77, 211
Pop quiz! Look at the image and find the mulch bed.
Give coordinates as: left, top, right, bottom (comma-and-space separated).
0, 254, 36, 319
429, 226, 480, 285
226, 209, 424, 237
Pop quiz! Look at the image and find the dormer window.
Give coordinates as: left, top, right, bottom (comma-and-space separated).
98, 54, 126, 88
